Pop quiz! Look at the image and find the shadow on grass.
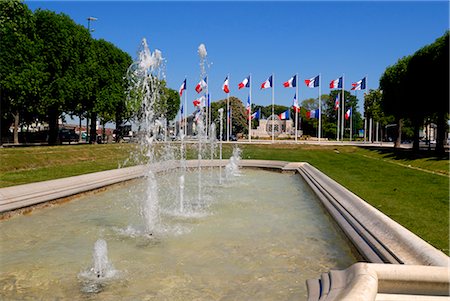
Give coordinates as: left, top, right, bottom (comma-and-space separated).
363, 146, 449, 162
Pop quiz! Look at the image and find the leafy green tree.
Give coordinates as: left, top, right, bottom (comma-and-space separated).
33, 9, 91, 144
0, 0, 43, 144
211, 96, 246, 136
380, 56, 411, 148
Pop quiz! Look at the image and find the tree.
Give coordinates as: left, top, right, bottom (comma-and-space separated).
0, 0, 44, 144
33, 9, 91, 144
380, 56, 411, 148
211, 96, 246, 137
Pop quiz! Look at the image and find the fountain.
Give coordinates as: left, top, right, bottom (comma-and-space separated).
0, 38, 361, 300
225, 146, 242, 179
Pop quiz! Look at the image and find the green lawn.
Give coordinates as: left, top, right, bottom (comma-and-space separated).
0, 143, 448, 253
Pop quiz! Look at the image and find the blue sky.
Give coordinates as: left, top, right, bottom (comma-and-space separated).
26, 1, 449, 116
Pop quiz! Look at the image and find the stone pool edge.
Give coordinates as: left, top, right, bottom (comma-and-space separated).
0, 159, 448, 300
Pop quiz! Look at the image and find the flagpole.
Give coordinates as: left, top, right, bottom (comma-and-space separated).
249, 74, 252, 143
341, 74, 345, 141
184, 77, 188, 137
337, 93, 340, 141
318, 73, 321, 143
205, 75, 209, 138
350, 107, 353, 142
226, 74, 230, 142
272, 73, 275, 143
295, 73, 298, 142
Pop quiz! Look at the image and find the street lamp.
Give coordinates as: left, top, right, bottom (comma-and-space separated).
87, 16, 97, 32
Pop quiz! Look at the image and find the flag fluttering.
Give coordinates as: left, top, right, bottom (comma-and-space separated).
283, 75, 297, 88
292, 93, 300, 113
193, 95, 206, 107
222, 76, 230, 93
306, 109, 320, 119
351, 77, 366, 90
195, 77, 207, 93
261, 75, 273, 89
238, 76, 250, 89
279, 110, 289, 120
329, 77, 343, 89
251, 110, 259, 120
246, 95, 251, 114
305, 75, 320, 88
179, 79, 187, 96
334, 94, 340, 111
345, 108, 352, 120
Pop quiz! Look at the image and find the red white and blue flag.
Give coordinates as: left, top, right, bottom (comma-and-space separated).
261, 75, 273, 89
279, 110, 289, 120
345, 108, 352, 120
305, 75, 320, 88
306, 109, 319, 119
179, 79, 187, 96
329, 77, 343, 89
193, 95, 206, 107
238, 76, 250, 89
246, 95, 251, 114
194, 108, 202, 122
334, 94, 340, 110
195, 77, 207, 93
351, 77, 366, 90
292, 93, 300, 113
283, 75, 297, 88
222, 76, 230, 93
251, 110, 260, 120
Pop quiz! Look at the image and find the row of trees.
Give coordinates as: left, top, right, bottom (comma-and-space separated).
379, 32, 449, 153
1, 0, 161, 145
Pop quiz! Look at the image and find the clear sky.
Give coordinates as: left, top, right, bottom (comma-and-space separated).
26, 1, 449, 116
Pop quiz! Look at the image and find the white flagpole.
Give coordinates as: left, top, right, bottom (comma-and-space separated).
341, 74, 345, 141
249, 74, 252, 143
184, 78, 188, 137
350, 107, 353, 142
230, 106, 232, 138
318, 73, 321, 142
295, 73, 298, 143
226, 75, 230, 142
335, 94, 341, 141
272, 73, 275, 143
205, 75, 209, 138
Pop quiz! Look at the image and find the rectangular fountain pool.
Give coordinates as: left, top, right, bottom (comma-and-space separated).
0, 169, 357, 300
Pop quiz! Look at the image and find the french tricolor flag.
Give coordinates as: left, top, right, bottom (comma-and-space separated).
238, 76, 250, 89
222, 76, 230, 94
193, 95, 206, 107
283, 75, 296, 88
279, 110, 289, 120
330, 77, 342, 89
351, 77, 366, 90
195, 77, 207, 93
305, 75, 320, 88
251, 110, 259, 120
246, 95, 251, 114
306, 109, 319, 119
261, 75, 273, 89
292, 93, 300, 113
334, 94, 340, 110
179, 79, 187, 96
345, 108, 352, 120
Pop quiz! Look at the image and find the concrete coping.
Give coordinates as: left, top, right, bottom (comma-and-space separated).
318, 262, 450, 300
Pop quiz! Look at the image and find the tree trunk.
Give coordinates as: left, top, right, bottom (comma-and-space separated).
394, 117, 402, 149
115, 115, 123, 143
48, 109, 59, 145
79, 114, 83, 142
412, 117, 421, 152
13, 110, 19, 144
435, 111, 447, 155
89, 112, 97, 144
